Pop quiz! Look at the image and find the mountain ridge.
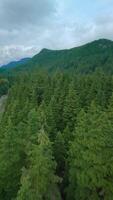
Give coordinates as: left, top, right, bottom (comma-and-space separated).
0, 38, 113, 75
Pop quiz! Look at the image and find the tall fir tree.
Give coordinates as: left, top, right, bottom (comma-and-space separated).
68, 102, 113, 200
16, 129, 61, 200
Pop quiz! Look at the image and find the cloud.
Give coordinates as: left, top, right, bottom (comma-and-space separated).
0, 45, 38, 65
0, 0, 57, 29
0, 0, 113, 66
0, 0, 58, 65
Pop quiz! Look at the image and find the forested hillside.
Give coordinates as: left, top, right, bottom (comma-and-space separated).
0, 39, 113, 200
1, 39, 113, 78
0, 69, 113, 199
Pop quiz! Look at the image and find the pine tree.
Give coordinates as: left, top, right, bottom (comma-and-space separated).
68, 102, 113, 200
63, 81, 80, 131
54, 132, 66, 176
0, 118, 25, 200
16, 129, 60, 200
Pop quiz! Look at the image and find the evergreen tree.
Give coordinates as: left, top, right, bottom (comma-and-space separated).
63, 81, 80, 131
0, 119, 25, 200
54, 132, 66, 176
68, 103, 113, 200
16, 129, 60, 200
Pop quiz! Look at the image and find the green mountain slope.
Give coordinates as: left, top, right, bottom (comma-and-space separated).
0, 38, 113, 77
31, 39, 113, 73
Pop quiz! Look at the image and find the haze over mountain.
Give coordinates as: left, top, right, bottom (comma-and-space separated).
1, 58, 30, 69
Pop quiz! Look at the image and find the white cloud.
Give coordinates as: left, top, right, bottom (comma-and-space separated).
0, 45, 38, 65
0, 0, 113, 65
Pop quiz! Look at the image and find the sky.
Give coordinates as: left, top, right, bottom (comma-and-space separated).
0, 0, 113, 65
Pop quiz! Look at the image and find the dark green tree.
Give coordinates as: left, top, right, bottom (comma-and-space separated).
16, 129, 61, 200
68, 103, 113, 200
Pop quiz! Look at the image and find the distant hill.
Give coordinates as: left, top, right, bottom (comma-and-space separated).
1, 58, 30, 69
0, 57, 31, 77
0, 39, 113, 76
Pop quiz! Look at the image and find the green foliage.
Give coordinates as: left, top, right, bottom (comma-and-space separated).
0, 60, 113, 199
0, 78, 9, 97
0, 119, 26, 199
68, 103, 113, 200
63, 81, 80, 130
16, 129, 60, 200
54, 132, 66, 176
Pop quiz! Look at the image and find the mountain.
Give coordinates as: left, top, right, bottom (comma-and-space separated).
0, 39, 113, 76
30, 38, 113, 73
1, 58, 30, 69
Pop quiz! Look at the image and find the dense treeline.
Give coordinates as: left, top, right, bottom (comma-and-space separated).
0, 69, 113, 200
